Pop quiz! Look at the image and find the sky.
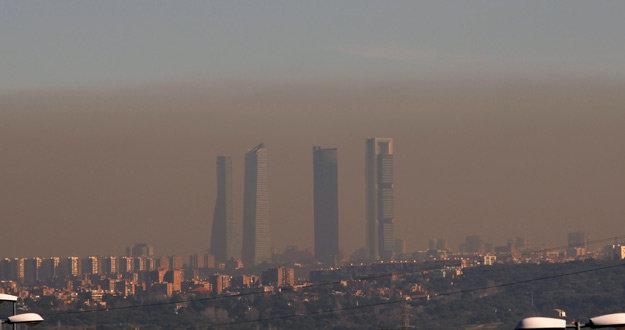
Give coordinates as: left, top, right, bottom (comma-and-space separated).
2, 1, 625, 90
2, 1, 625, 258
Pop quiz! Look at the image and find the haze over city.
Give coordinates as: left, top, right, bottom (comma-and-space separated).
5, 2, 625, 329
2, 1, 625, 259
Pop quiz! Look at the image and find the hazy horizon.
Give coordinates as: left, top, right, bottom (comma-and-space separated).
3, 77, 625, 257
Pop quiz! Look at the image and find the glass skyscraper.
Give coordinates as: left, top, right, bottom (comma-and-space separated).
242, 143, 271, 266
210, 155, 240, 262
313, 146, 339, 265
365, 138, 394, 260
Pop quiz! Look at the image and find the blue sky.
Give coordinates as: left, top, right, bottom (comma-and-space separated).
2, 1, 625, 91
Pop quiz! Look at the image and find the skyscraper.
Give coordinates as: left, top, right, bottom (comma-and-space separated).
567, 231, 588, 249
128, 243, 154, 257
313, 146, 339, 265
210, 155, 240, 262
242, 143, 271, 266
464, 235, 484, 254
365, 138, 394, 260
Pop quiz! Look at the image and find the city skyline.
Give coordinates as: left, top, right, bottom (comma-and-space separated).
5, 91, 618, 256
3, 1, 625, 327
2, 0, 625, 260
1, 228, 620, 329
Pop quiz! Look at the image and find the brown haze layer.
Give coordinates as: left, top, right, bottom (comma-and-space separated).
2, 77, 625, 257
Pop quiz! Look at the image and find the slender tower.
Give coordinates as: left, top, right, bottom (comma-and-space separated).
313, 146, 339, 265
210, 155, 239, 262
242, 143, 271, 266
365, 138, 394, 260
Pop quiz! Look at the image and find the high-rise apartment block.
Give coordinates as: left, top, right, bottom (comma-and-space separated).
127, 243, 154, 257
567, 232, 589, 258
24, 257, 41, 283
158, 256, 170, 270
118, 257, 133, 273
82, 256, 99, 275
605, 244, 625, 260
464, 235, 484, 254
133, 257, 147, 272
209, 274, 231, 294
210, 155, 240, 262
365, 138, 394, 260
395, 238, 407, 255
165, 269, 184, 292
14, 258, 25, 281
429, 238, 448, 251
100, 256, 117, 274
146, 257, 157, 271
169, 256, 184, 269
242, 143, 271, 266
190, 253, 215, 269
39, 257, 60, 280
568, 232, 588, 249
59, 257, 81, 277
261, 266, 295, 287
313, 147, 339, 265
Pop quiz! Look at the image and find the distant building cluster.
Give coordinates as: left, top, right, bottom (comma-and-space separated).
419, 231, 618, 264
209, 138, 397, 268
0, 243, 298, 304
210, 144, 271, 267
2, 230, 622, 315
